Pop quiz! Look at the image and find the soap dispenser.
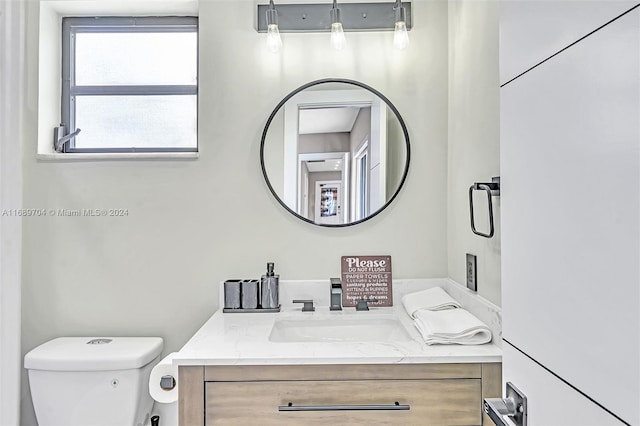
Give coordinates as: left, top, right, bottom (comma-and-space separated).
261, 262, 279, 309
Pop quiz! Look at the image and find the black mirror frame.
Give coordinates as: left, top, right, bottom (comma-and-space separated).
260, 78, 411, 228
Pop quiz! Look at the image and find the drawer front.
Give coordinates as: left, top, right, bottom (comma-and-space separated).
205, 379, 481, 425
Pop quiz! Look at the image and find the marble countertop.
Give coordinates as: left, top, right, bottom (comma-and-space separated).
174, 278, 502, 366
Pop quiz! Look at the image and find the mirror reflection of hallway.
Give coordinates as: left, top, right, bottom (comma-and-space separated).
295, 101, 381, 225
261, 79, 410, 227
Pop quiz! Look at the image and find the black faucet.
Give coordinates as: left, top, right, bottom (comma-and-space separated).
330, 278, 342, 311
355, 298, 378, 311
293, 299, 315, 312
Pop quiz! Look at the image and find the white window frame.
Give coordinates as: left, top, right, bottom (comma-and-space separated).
59, 16, 198, 154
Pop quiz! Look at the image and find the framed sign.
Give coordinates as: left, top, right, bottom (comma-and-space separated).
341, 255, 393, 307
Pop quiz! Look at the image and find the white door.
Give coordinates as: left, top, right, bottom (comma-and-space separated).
315, 181, 343, 225
353, 144, 369, 221
300, 163, 310, 218
497, 2, 639, 425
369, 97, 387, 211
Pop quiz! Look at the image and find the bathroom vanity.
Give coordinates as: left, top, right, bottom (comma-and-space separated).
180, 362, 500, 425
174, 279, 502, 425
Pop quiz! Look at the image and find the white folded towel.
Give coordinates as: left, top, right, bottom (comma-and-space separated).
413, 309, 492, 345
402, 287, 462, 318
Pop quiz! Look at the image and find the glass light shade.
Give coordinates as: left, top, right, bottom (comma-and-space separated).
330, 22, 346, 51
393, 21, 410, 50
266, 24, 282, 53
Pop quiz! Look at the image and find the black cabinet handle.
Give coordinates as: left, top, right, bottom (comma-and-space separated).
279, 401, 410, 411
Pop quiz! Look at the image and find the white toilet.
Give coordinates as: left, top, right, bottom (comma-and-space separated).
25, 337, 163, 426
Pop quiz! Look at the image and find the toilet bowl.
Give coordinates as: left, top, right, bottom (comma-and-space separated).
25, 337, 163, 426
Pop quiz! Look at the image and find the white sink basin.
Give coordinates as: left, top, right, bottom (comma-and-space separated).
268, 315, 412, 343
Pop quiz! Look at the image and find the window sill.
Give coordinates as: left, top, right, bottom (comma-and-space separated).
36, 152, 199, 161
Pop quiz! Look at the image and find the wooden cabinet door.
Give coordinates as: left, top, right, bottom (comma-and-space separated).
206, 379, 482, 425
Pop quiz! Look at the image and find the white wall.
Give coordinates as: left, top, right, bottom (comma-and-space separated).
0, 2, 25, 425
20, 0, 449, 423
386, 112, 406, 196
447, 0, 501, 305
299, 132, 350, 153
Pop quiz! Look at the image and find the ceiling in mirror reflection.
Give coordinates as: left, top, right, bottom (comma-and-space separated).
299, 107, 362, 134
306, 158, 343, 172
261, 79, 410, 227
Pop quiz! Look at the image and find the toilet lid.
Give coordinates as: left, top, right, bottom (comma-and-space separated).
24, 337, 163, 371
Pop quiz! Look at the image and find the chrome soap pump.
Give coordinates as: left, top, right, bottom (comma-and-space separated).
260, 262, 279, 309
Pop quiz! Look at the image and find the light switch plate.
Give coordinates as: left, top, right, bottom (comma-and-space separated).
466, 253, 477, 291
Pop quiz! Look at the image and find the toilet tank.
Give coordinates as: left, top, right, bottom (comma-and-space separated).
25, 337, 163, 426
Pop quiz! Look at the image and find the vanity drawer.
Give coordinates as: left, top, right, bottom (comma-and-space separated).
205, 379, 482, 425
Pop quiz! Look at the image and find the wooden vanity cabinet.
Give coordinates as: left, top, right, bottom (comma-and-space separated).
179, 363, 501, 426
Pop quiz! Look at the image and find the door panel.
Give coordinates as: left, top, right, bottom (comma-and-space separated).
502, 345, 624, 425
500, 6, 639, 425
500, 1, 638, 84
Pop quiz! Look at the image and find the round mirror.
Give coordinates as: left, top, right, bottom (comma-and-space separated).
260, 79, 410, 227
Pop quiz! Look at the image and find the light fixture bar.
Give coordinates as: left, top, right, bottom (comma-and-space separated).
256, 2, 412, 33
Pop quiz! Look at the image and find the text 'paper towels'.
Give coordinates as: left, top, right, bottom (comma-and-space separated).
149, 352, 179, 404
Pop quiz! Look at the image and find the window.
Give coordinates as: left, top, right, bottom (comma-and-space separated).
60, 17, 198, 153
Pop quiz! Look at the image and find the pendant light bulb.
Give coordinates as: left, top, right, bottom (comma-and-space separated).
393, 0, 409, 50
330, 0, 346, 51
393, 21, 409, 50
331, 22, 346, 50
266, 24, 282, 53
266, 0, 282, 53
